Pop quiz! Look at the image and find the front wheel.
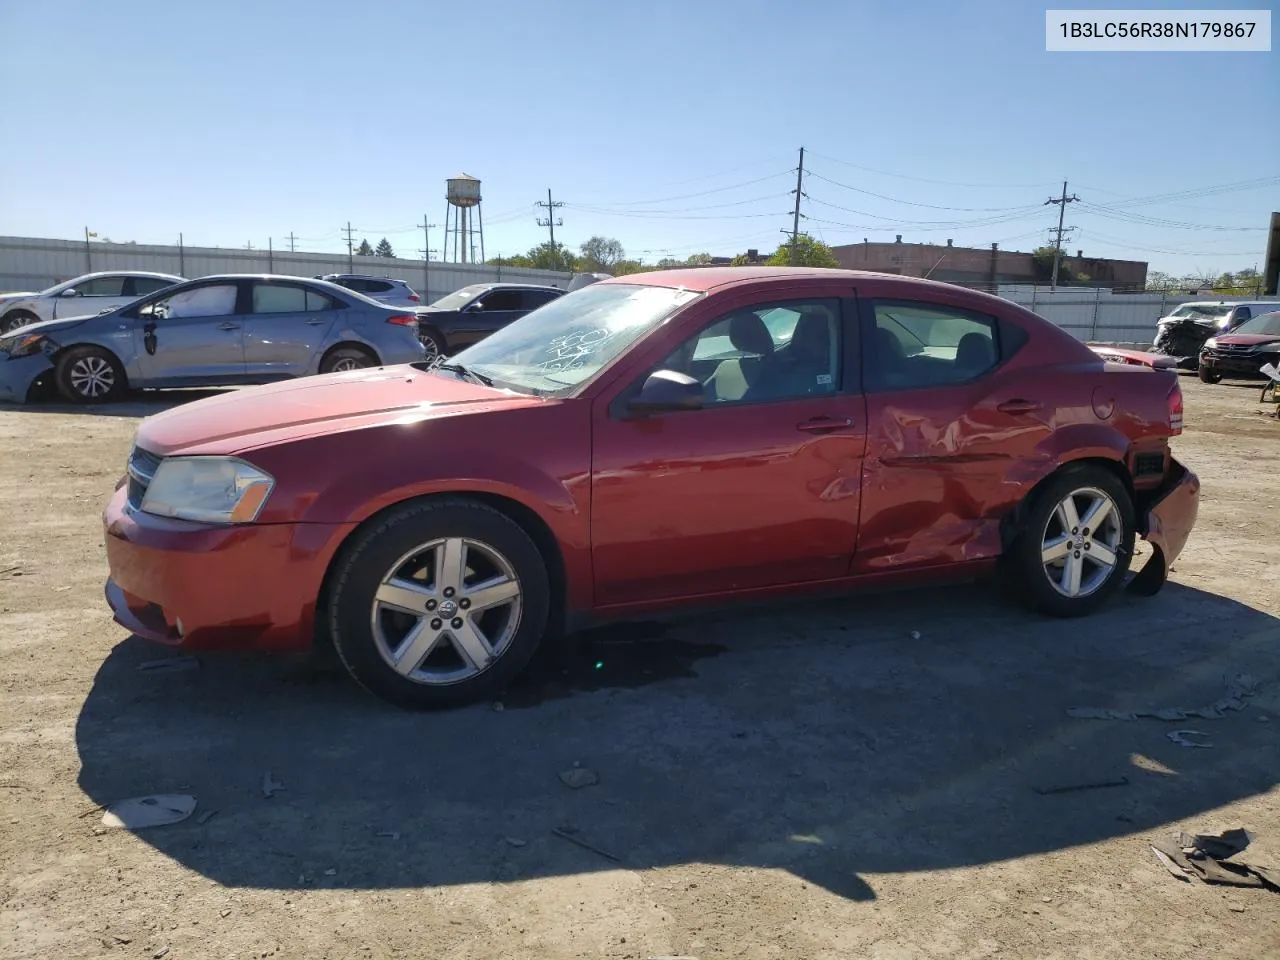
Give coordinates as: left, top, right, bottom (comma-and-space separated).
1008, 468, 1135, 618
1198, 365, 1222, 384
320, 345, 377, 374
326, 498, 550, 710
54, 346, 128, 403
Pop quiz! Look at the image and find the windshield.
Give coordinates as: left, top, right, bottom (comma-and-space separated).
450, 283, 703, 396
1170, 303, 1231, 320
1234, 311, 1280, 336
429, 284, 490, 310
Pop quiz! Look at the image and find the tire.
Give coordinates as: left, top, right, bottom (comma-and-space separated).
1, 310, 39, 334
1007, 467, 1135, 618
1198, 365, 1222, 384
418, 326, 447, 363
320, 344, 378, 374
326, 497, 551, 710
54, 346, 128, 404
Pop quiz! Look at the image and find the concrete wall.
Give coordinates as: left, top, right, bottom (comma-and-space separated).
997, 285, 1280, 344
0, 236, 574, 303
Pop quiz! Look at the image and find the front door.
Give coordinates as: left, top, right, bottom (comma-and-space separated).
590, 294, 867, 607
453, 288, 524, 348
242, 280, 341, 379
52, 275, 131, 319
853, 296, 1052, 573
130, 281, 246, 385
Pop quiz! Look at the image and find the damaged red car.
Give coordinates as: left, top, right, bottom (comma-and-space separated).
103, 268, 1200, 709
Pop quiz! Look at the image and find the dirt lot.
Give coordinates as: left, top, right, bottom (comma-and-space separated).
2, 377, 1278, 960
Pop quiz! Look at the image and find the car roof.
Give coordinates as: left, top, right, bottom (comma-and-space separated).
473, 283, 564, 292
69, 270, 185, 281
324, 274, 407, 282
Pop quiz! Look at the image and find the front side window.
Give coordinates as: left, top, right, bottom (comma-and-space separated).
453, 283, 703, 396
147, 284, 239, 320
1235, 311, 1280, 336
478, 290, 523, 311
655, 299, 842, 404
868, 301, 1000, 390
76, 276, 128, 296
429, 284, 490, 310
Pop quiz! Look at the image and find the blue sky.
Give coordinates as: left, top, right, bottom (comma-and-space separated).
1, 0, 1276, 276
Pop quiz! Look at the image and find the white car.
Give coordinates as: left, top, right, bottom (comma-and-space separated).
0, 271, 186, 333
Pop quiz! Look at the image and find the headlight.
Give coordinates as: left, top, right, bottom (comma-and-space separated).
0, 333, 54, 359
140, 457, 274, 524
1203, 338, 1217, 349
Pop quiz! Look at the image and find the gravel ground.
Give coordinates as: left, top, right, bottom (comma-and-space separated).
2, 376, 1278, 960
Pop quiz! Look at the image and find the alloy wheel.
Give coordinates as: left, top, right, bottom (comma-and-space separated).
69, 356, 116, 398
369, 537, 523, 685
420, 335, 441, 362
1040, 486, 1123, 598
330, 356, 368, 372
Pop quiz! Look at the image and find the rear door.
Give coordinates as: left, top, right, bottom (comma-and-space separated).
131, 281, 246, 384
243, 280, 342, 378
853, 294, 1047, 574
457, 288, 524, 345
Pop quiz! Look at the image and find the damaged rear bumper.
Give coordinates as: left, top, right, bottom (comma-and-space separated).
0, 353, 54, 403
1129, 457, 1200, 596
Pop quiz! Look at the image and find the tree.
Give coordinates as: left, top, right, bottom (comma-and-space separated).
1146, 271, 1180, 292
527, 241, 577, 272
578, 236, 625, 272
489, 254, 534, 268
765, 234, 840, 269
1030, 246, 1077, 284
375, 238, 395, 258
356, 239, 374, 257
685, 252, 714, 266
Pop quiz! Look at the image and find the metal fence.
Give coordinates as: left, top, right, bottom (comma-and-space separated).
0, 236, 573, 303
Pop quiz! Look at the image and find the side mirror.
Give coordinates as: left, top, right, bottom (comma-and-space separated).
628, 370, 704, 415
60, 288, 79, 297
464, 301, 483, 313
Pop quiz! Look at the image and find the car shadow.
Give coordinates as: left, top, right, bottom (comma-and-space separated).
74, 580, 1279, 901
13, 386, 236, 418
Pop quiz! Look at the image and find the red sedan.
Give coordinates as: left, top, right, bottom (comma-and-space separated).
103, 268, 1200, 709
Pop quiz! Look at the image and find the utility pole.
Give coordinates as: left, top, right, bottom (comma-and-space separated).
84, 226, 96, 273
285, 232, 297, 253
535, 189, 565, 269
267, 236, 273, 274
178, 232, 185, 277
1044, 180, 1079, 291
342, 222, 357, 273
790, 147, 806, 265
417, 214, 438, 297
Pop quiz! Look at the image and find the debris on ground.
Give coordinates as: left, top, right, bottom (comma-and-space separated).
138, 656, 200, 674
261, 772, 284, 798
505, 837, 528, 847
1067, 674, 1259, 722
1167, 729, 1213, 749
558, 767, 599, 789
0, 563, 24, 580
1151, 828, 1279, 892
153, 945, 170, 958
101, 795, 197, 830
552, 825, 622, 863
1034, 776, 1130, 795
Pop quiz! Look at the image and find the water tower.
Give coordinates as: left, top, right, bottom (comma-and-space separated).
442, 174, 484, 264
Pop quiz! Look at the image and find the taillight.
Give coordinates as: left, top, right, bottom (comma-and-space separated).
1167, 379, 1183, 435
408, 293, 421, 302
386, 314, 417, 327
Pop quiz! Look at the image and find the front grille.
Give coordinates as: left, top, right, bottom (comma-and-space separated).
1213, 343, 1253, 354
126, 446, 162, 510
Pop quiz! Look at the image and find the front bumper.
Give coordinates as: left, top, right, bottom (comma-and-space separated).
102, 484, 356, 652
1129, 458, 1200, 596
0, 353, 54, 403
1199, 350, 1277, 380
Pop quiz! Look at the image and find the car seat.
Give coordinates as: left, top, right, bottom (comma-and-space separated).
706, 312, 776, 402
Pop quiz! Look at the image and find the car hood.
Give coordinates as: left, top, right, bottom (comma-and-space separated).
1157, 315, 1217, 327
134, 363, 546, 457
0, 291, 38, 304
1213, 333, 1280, 347
0, 312, 102, 339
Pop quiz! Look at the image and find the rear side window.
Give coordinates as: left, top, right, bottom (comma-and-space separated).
130, 277, 178, 296
522, 290, 560, 309
480, 290, 524, 311
252, 284, 336, 313
867, 300, 1001, 391
363, 280, 394, 294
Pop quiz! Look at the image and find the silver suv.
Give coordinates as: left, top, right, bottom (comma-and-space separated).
317, 274, 421, 308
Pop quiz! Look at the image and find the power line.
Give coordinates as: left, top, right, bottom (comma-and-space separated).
576, 171, 793, 208
808, 171, 1043, 212
789, 146, 806, 264
1079, 201, 1266, 232
804, 150, 1052, 189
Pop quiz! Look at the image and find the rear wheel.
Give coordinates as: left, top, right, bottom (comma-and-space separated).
320, 345, 377, 373
1008, 468, 1135, 618
1198, 365, 1222, 384
1, 310, 39, 334
54, 346, 128, 403
326, 498, 550, 710
419, 326, 447, 363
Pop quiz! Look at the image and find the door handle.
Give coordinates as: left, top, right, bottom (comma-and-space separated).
217, 322, 240, 331
797, 416, 854, 434
996, 399, 1042, 415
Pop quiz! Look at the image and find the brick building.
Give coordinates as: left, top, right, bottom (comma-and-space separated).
828, 239, 1147, 291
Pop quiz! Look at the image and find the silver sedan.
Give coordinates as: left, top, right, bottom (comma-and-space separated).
0, 274, 426, 404
0, 271, 185, 333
